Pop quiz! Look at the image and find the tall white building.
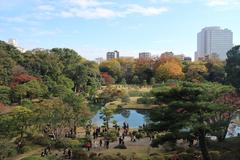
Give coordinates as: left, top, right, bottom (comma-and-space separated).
6, 38, 25, 53
196, 27, 233, 60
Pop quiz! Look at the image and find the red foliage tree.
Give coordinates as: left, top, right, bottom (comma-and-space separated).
11, 73, 39, 88
101, 72, 114, 84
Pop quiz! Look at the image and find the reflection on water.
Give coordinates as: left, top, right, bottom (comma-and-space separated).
91, 109, 148, 128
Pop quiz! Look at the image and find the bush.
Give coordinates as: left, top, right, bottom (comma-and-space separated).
150, 139, 160, 148
137, 97, 154, 104
149, 155, 165, 160
178, 152, 194, 160
21, 156, 47, 160
121, 95, 130, 103
32, 135, 51, 146
7, 148, 18, 157
102, 130, 118, 142
209, 151, 220, 160
20, 146, 32, 153
65, 139, 81, 149
114, 144, 127, 149
72, 149, 88, 160
220, 150, 240, 160
96, 155, 124, 160
21, 99, 33, 108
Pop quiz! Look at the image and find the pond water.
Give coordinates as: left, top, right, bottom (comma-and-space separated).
91, 109, 149, 128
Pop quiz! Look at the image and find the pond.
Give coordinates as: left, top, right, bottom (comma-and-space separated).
91, 109, 149, 128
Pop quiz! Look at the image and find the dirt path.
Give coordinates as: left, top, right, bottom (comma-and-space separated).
8, 147, 44, 160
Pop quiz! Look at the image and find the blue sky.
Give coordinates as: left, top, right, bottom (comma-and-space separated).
0, 0, 240, 60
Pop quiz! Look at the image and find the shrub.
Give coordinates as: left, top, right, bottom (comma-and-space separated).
121, 94, 130, 103
65, 139, 81, 149
54, 140, 65, 149
149, 155, 165, 160
21, 156, 47, 160
7, 148, 17, 157
209, 151, 220, 160
114, 144, 127, 149
150, 139, 160, 148
137, 97, 154, 104
96, 155, 123, 160
72, 149, 88, 160
178, 152, 194, 160
20, 146, 32, 153
220, 151, 240, 160
32, 135, 51, 146
102, 130, 118, 142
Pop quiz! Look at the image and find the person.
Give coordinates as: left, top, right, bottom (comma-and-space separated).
119, 137, 122, 145
44, 148, 48, 156
122, 132, 125, 140
99, 139, 103, 147
133, 135, 136, 142
86, 141, 91, 151
99, 139, 102, 147
92, 140, 97, 149
68, 149, 71, 159
93, 131, 96, 139
47, 144, 51, 153
41, 152, 45, 157
106, 139, 110, 149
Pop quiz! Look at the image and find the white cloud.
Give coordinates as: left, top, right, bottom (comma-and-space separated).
37, 5, 55, 12
126, 4, 168, 16
61, 7, 122, 19
67, 0, 100, 8
207, 0, 240, 6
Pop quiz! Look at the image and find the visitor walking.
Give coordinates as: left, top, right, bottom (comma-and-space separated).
99, 139, 103, 147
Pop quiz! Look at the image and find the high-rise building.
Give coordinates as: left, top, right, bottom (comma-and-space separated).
95, 57, 104, 64
6, 38, 25, 53
7, 39, 17, 46
106, 50, 119, 60
196, 26, 233, 60
139, 52, 151, 60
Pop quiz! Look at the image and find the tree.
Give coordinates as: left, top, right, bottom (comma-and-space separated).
206, 61, 226, 84
184, 62, 208, 82
100, 107, 113, 129
0, 106, 33, 151
225, 45, 240, 92
132, 75, 140, 84
135, 59, 153, 84
150, 82, 233, 160
0, 50, 16, 85
101, 72, 114, 85
0, 86, 11, 104
63, 93, 91, 135
100, 60, 123, 82
14, 80, 48, 103
155, 62, 184, 82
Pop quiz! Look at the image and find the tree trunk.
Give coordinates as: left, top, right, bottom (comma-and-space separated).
198, 130, 211, 160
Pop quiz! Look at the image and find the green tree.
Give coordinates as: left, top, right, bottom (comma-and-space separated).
100, 107, 113, 129
150, 82, 233, 160
0, 50, 16, 85
14, 80, 48, 103
63, 93, 90, 135
225, 45, 240, 92
0, 106, 33, 149
100, 60, 123, 83
0, 86, 11, 104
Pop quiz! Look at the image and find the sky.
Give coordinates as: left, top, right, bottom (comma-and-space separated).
0, 0, 240, 60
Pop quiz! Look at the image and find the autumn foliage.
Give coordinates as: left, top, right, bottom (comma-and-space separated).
11, 73, 38, 88
101, 72, 114, 84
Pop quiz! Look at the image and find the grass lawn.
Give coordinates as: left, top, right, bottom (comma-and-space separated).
98, 146, 162, 159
